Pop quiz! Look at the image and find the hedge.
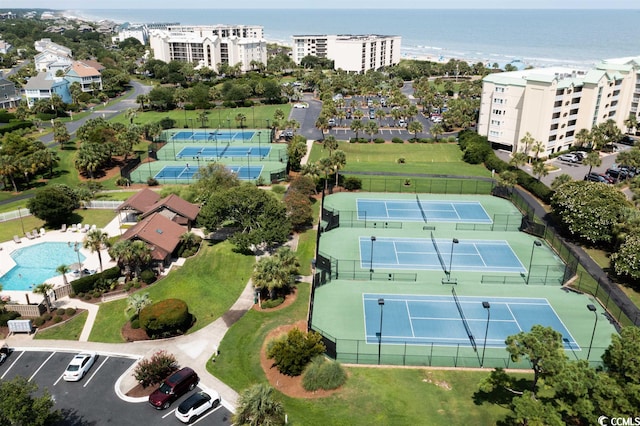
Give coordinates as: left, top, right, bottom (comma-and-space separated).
139, 299, 192, 338
0, 121, 33, 135
71, 266, 121, 294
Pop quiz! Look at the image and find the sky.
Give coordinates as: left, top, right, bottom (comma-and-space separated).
2, 1, 639, 9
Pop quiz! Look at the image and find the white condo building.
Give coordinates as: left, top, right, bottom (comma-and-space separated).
149, 24, 266, 73
477, 56, 640, 156
291, 34, 401, 73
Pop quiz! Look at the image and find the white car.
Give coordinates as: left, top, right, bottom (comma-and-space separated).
175, 390, 221, 423
557, 153, 579, 163
63, 352, 96, 381
293, 103, 308, 109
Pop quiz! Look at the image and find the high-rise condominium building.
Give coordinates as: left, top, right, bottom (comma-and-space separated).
149, 24, 266, 73
477, 57, 640, 156
291, 34, 401, 73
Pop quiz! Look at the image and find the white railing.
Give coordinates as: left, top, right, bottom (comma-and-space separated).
0, 209, 31, 223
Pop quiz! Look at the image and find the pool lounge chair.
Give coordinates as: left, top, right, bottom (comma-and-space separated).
70, 224, 78, 232
39, 228, 46, 237
25, 231, 35, 240
33, 229, 40, 238
81, 224, 89, 233
13, 235, 21, 243
60, 224, 67, 232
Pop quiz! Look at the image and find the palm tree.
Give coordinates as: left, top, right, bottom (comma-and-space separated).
583, 151, 602, 175
84, 229, 110, 272
235, 113, 246, 129
124, 292, 152, 318
551, 174, 573, 190
624, 113, 638, 135
331, 150, 347, 186
519, 132, 535, 155
430, 123, 445, 141
33, 283, 55, 313
407, 121, 423, 140
531, 141, 545, 160
315, 116, 328, 140
233, 384, 285, 426
56, 264, 70, 287
532, 160, 548, 181
323, 135, 338, 156
509, 151, 529, 169
350, 119, 364, 141
575, 128, 592, 148
365, 120, 379, 141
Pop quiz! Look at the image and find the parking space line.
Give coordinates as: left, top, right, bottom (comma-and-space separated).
84, 356, 110, 387
162, 409, 177, 419
193, 404, 223, 424
29, 351, 56, 382
54, 373, 64, 386
0, 350, 24, 379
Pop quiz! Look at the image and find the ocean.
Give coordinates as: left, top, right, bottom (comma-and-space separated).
68, 9, 640, 69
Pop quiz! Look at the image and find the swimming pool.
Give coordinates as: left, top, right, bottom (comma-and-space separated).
0, 242, 86, 291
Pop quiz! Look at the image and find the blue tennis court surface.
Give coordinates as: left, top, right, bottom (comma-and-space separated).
155, 165, 263, 180
176, 146, 271, 159
172, 130, 256, 141
363, 293, 578, 350
359, 236, 526, 273
357, 198, 492, 223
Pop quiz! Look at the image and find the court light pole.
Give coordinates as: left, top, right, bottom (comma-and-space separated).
586, 304, 598, 361
377, 298, 385, 365
481, 301, 491, 367
526, 240, 542, 285
369, 236, 376, 280
447, 238, 459, 280
247, 153, 251, 180
257, 131, 261, 157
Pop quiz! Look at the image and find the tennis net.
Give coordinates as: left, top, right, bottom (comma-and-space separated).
431, 231, 447, 274
416, 194, 428, 223
452, 287, 477, 351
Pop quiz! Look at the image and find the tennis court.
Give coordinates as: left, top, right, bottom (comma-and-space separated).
171, 130, 256, 141
356, 197, 492, 223
155, 165, 263, 181
359, 236, 526, 273
363, 292, 578, 350
176, 146, 271, 159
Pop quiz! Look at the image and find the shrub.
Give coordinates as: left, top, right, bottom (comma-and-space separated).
133, 281, 142, 289
463, 139, 492, 164
56, 308, 66, 316
139, 299, 192, 339
131, 319, 140, 329
133, 350, 179, 388
271, 184, 286, 195
0, 309, 20, 326
484, 151, 509, 174
140, 269, 156, 284
84, 294, 92, 301
302, 356, 347, 391
65, 308, 76, 316
266, 328, 325, 376
159, 117, 176, 129
391, 137, 404, 144
343, 176, 362, 191
374, 138, 385, 144
53, 315, 63, 324
116, 177, 130, 186
397, 158, 406, 164
261, 298, 284, 309
71, 266, 120, 294
43, 313, 52, 321
34, 317, 45, 327
92, 290, 102, 299
147, 177, 159, 186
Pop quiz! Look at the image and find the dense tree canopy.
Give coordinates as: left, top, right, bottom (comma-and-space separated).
27, 184, 80, 226
551, 181, 630, 244
0, 376, 60, 425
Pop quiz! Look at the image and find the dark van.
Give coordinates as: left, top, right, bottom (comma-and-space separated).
148, 367, 199, 410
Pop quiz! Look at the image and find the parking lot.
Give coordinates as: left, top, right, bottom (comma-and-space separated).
1, 350, 232, 425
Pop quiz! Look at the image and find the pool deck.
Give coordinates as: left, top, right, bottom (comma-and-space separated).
0, 215, 122, 305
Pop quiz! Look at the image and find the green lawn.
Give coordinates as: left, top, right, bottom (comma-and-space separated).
310, 141, 492, 176
210, 282, 521, 425
110, 104, 291, 130
33, 311, 88, 341
0, 209, 118, 243
296, 230, 317, 276
88, 241, 254, 343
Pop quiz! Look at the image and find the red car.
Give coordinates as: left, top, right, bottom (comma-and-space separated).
148, 367, 199, 410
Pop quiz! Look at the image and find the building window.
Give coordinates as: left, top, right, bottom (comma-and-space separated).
495, 87, 505, 93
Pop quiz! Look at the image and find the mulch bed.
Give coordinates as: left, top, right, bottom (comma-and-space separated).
253, 287, 298, 312
121, 321, 150, 342
260, 320, 341, 399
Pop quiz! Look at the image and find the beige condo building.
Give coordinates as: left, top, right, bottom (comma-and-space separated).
149, 24, 267, 73
477, 57, 640, 156
291, 34, 401, 73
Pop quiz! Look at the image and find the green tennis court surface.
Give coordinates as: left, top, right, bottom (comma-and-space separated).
363, 293, 578, 350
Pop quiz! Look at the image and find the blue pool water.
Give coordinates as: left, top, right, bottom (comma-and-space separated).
0, 242, 86, 291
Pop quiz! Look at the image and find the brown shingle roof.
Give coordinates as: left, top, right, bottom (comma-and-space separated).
120, 213, 185, 261
117, 188, 161, 214
79, 59, 105, 72
70, 61, 101, 77
140, 194, 200, 222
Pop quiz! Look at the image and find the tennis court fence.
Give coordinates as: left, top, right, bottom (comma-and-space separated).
481, 264, 568, 286
343, 173, 494, 195
455, 213, 524, 232
308, 325, 608, 369
321, 207, 403, 230
315, 251, 417, 282
504, 187, 640, 327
